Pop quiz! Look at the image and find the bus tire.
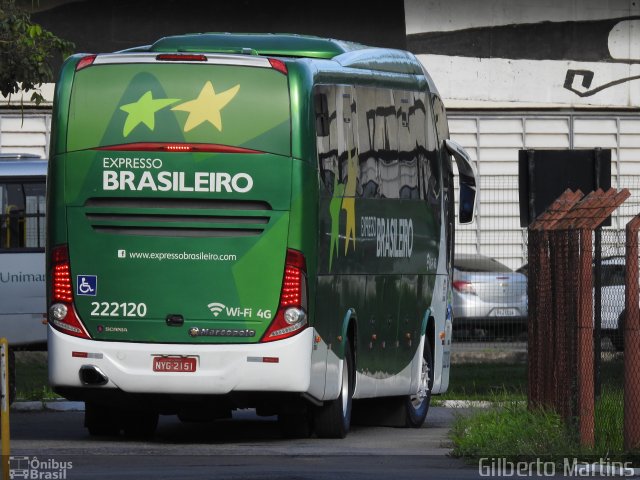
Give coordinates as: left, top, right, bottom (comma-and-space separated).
85, 402, 121, 436
403, 339, 433, 427
314, 342, 353, 439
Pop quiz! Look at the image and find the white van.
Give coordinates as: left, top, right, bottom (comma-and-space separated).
0, 153, 47, 401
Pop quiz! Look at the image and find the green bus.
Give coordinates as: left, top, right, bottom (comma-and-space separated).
46, 33, 476, 438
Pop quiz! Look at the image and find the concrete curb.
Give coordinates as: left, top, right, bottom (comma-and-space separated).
12, 400, 85, 412
440, 400, 494, 408
12, 399, 502, 412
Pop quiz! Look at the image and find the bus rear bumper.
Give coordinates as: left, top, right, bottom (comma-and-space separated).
48, 326, 314, 395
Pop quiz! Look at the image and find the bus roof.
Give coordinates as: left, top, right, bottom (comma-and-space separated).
124, 33, 425, 76
0, 158, 47, 179
147, 33, 362, 58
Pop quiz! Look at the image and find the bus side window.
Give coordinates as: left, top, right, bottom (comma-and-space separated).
377, 88, 399, 199
424, 94, 441, 204
1, 183, 23, 249
432, 94, 455, 272
396, 92, 418, 199
337, 87, 360, 197
356, 86, 379, 198
432, 95, 450, 142
315, 86, 339, 195
0, 183, 5, 248
315, 93, 330, 137
0, 181, 45, 250
24, 183, 46, 248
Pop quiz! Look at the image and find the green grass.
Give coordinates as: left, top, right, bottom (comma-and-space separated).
14, 351, 59, 401
448, 357, 635, 463
437, 362, 527, 402
450, 401, 578, 461
438, 358, 623, 402
595, 387, 623, 454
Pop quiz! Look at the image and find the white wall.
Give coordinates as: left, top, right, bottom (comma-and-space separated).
405, 0, 640, 108
0, 113, 51, 158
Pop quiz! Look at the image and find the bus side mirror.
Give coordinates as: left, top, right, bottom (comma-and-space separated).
445, 139, 477, 225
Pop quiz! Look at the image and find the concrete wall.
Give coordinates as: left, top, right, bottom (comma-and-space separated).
405, 0, 640, 108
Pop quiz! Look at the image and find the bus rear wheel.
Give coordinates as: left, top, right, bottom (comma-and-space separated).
403, 340, 433, 427
314, 342, 353, 438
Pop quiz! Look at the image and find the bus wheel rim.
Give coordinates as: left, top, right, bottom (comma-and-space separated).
341, 358, 349, 416
410, 356, 429, 410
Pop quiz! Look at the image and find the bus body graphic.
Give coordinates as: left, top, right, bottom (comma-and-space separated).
47, 33, 475, 438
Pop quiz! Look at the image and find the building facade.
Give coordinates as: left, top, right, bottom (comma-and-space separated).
407, 0, 639, 268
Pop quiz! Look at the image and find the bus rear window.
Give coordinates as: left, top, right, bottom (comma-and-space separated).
67, 63, 291, 156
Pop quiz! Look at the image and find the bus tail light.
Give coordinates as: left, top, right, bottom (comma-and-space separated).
261, 249, 308, 342
49, 245, 91, 339
268, 58, 288, 75
76, 54, 97, 71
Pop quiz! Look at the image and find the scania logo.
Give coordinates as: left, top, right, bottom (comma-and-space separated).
189, 327, 256, 338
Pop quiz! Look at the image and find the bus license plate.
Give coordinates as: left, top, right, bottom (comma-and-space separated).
494, 308, 517, 317
153, 356, 197, 372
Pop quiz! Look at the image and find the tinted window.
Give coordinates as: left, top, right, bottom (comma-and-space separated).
396, 91, 419, 199
455, 255, 512, 273
317, 84, 439, 203
355, 86, 379, 198
0, 180, 46, 249
68, 63, 291, 156
316, 86, 339, 195
376, 88, 399, 199
338, 87, 360, 197
432, 95, 449, 142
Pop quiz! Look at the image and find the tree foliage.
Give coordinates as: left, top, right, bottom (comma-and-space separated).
0, 0, 74, 105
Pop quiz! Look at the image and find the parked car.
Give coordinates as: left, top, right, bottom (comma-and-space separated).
599, 256, 625, 351
510, 257, 625, 351
452, 253, 528, 338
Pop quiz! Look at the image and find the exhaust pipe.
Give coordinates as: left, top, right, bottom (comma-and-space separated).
79, 365, 108, 386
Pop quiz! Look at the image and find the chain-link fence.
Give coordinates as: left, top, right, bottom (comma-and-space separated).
451, 174, 640, 354
450, 176, 639, 454
453, 175, 528, 350
527, 189, 629, 449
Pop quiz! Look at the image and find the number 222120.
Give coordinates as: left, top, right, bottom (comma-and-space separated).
90, 302, 147, 317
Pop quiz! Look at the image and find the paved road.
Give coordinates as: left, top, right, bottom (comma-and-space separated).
6, 406, 487, 479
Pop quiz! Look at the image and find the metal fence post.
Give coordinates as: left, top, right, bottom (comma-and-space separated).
528, 188, 629, 450
577, 228, 595, 448
624, 215, 640, 451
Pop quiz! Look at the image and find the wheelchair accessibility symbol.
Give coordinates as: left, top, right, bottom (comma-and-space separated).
77, 275, 98, 296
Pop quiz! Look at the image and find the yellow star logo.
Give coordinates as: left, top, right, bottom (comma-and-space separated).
119, 91, 180, 137
172, 81, 240, 132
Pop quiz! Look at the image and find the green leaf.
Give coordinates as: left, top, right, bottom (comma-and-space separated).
0, 0, 75, 109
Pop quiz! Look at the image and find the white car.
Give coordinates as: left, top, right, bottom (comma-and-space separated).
599, 256, 626, 351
